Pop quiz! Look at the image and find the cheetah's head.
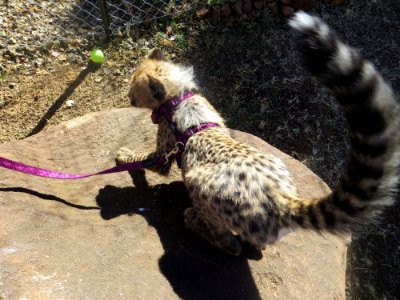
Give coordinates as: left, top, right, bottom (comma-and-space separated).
128, 48, 197, 110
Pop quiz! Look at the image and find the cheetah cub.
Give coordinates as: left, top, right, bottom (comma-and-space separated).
117, 12, 400, 255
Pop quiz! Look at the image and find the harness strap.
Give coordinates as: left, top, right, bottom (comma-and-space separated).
151, 92, 194, 125
182, 123, 219, 144
152, 92, 219, 157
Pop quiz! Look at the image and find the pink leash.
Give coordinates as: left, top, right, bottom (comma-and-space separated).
0, 155, 168, 180
0, 92, 218, 180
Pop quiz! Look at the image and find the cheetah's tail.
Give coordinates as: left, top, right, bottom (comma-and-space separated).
286, 12, 400, 232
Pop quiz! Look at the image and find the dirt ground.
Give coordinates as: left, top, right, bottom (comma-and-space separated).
0, 0, 399, 299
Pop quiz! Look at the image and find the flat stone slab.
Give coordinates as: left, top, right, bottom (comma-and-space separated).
0, 108, 349, 299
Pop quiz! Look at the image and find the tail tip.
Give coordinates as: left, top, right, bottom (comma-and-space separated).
288, 11, 318, 31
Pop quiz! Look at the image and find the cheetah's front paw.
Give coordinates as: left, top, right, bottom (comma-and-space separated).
115, 147, 136, 165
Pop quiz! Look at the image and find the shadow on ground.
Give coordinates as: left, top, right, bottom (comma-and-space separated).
96, 170, 262, 300
28, 61, 100, 136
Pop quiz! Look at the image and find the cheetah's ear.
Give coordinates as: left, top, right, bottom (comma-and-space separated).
148, 75, 166, 102
147, 48, 165, 61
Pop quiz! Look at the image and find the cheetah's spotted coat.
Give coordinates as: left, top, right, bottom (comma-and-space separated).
116, 13, 400, 255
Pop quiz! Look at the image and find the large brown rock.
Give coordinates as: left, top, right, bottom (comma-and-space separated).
0, 108, 349, 299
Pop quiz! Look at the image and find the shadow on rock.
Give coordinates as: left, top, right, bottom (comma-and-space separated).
95, 169, 262, 300
0, 186, 100, 210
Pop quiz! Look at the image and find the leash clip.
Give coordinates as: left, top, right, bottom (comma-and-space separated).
163, 142, 185, 165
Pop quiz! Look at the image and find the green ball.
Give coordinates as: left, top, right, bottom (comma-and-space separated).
90, 49, 104, 63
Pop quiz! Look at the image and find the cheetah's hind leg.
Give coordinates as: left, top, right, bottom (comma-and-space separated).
184, 207, 242, 256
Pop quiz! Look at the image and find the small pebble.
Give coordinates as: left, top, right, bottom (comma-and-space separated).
66, 99, 75, 108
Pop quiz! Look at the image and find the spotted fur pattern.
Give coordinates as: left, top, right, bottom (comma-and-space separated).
117, 13, 400, 255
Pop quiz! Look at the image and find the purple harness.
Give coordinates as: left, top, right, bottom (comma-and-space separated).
0, 92, 218, 179
151, 92, 219, 165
